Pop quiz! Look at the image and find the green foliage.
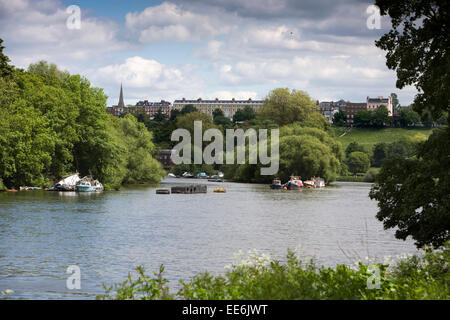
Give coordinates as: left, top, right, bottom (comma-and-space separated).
259, 88, 319, 126
372, 143, 388, 167
176, 111, 217, 136
0, 49, 164, 188
363, 168, 380, 183
346, 152, 370, 175
372, 105, 390, 127
354, 106, 390, 128
375, 0, 449, 122
399, 107, 421, 127
0, 38, 13, 79
336, 127, 433, 152
225, 123, 343, 183
0, 178, 6, 191
99, 244, 450, 300
232, 106, 256, 123
333, 109, 347, 126
370, 127, 450, 248
27, 60, 69, 80
345, 142, 368, 157
353, 110, 373, 127
180, 104, 197, 115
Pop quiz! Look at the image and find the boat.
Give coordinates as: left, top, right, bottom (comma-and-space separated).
167, 173, 176, 178
196, 172, 208, 179
47, 173, 80, 191
75, 176, 104, 192
270, 179, 282, 189
182, 172, 194, 178
283, 176, 303, 190
303, 180, 316, 188
213, 187, 226, 193
312, 177, 326, 188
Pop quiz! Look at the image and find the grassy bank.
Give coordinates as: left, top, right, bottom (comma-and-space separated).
98, 244, 449, 300
333, 127, 434, 151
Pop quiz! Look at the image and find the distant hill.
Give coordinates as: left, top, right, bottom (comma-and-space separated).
333, 127, 435, 151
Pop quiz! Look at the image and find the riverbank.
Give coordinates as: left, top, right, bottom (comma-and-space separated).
99, 244, 449, 300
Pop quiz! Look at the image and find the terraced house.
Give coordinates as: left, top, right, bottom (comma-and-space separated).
171, 97, 264, 119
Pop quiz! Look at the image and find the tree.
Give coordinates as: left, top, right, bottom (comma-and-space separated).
28, 60, 69, 80
372, 143, 388, 167
333, 109, 347, 126
391, 93, 400, 114
176, 111, 216, 136
370, 128, 449, 248
0, 38, 13, 79
353, 110, 372, 127
372, 0, 450, 248
375, 0, 449, 122
180, 104, 197, 115
259, 88, 318, 126
373, 105, 390, 127
399, 107, 421, 127
345, 142, 368, 158
346, 152, 370, 175
232, 106, 256, 123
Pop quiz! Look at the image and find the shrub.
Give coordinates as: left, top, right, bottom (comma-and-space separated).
98, 244, 449, 300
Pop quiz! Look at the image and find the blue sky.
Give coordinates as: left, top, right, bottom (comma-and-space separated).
0, 0, 418, 106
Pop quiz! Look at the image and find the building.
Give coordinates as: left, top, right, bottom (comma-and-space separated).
318, 95, 393, 124
106, 83, 126, 117
171, 97, 264, 119
318, 100, 347, 123
367, 96, 393, 116
134, 100, 171, 118
345, 102, 367, 124
158, 149, 174, 171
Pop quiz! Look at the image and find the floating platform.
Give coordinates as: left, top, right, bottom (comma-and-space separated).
171, 185, 207, 194
156, 189, 170, 194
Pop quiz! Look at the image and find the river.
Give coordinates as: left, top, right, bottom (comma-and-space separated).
0, 179, 417, 299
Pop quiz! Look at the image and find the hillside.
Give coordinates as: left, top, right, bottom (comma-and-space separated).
333, 127, 435, 151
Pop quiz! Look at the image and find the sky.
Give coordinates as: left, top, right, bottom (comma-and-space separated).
0, 0, 418, 106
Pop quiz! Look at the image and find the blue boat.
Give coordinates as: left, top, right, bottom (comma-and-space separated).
75, 177, 104, 192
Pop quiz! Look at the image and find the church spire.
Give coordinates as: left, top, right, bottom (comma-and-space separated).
118, 83, 125, 108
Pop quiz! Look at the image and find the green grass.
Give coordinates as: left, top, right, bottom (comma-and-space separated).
333, 127, 434, 151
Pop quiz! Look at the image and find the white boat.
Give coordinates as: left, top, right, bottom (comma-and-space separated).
47, 173, 80, 191
75, 177, 104, 192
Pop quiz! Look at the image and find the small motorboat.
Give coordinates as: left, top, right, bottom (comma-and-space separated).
270, 179, 282, 189
213, 187, 226, 193
76, 177, 104, 192
283, 176, 303, 190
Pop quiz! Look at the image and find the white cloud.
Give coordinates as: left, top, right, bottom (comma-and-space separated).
0, 0, 127, 69
125, 2, 230, 43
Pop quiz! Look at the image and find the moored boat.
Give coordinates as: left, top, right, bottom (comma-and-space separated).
270, 179, 282, 189
75, 176, 104, 192
283, 176, 303, 190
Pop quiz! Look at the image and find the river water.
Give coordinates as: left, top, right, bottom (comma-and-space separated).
0, 179, 417, 299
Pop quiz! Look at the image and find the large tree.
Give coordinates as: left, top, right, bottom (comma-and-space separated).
370, 0, 450, 248
259, 88, 319, 126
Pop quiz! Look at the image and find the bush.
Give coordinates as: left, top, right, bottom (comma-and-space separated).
98, 244, 449, 300
0, 178, 6, 191
346, 152, 370, 174
363, 168, 379, 182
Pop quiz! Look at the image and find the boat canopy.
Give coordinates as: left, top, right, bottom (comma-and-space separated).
57, 173, 80, 186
